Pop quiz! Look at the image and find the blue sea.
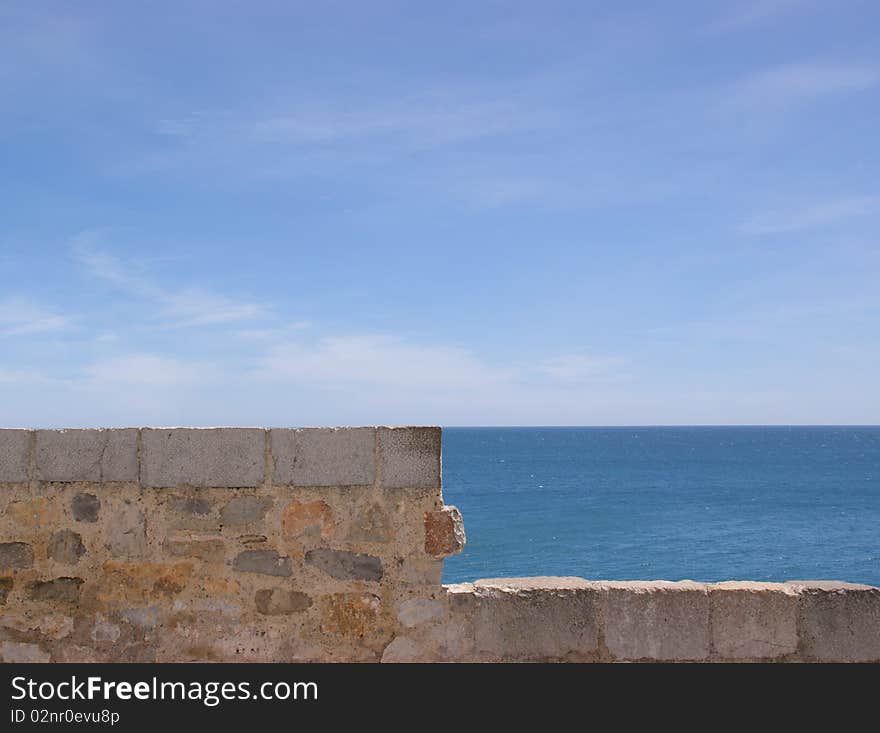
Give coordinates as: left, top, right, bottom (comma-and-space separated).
440, 427, 880, 586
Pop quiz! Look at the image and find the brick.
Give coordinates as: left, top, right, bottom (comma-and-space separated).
0, 429, 30, 482
271, 427, 375, 486
141, 428, 265, 488
709, 582, 798, 659
378, 427, 441, 489
305, 548, 383, 582
604, 581, 710, 661
791, 581, 880, 662
470, 578, 601, 661
36, 428, 137, 482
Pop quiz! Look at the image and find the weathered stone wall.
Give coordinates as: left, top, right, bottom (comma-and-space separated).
0, 427, 463, 662
1, 427, 878, 663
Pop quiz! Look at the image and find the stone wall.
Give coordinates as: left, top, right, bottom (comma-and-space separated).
1, 427, 878, 663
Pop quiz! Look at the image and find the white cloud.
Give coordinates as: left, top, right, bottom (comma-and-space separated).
730, 62, 880, 109
0, 297, 70, 337
83, 354, 204, 387
741, 195, 880, 234
72, 234, 268, 328
537, 355, 627, 382
258, 334, 514, 391
712, 0, 811, 32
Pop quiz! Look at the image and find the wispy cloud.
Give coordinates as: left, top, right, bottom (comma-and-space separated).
72, 233, 268, 328
536, 355, 628, 382
0, 297, 70, 337
83, 354, 205, 386
729, 62, 880, 109
258, 334, 512, 391
741, 195, 880, 234
711, 0, 812, 32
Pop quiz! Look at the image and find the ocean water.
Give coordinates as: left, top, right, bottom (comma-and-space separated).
440, 427, 880, 586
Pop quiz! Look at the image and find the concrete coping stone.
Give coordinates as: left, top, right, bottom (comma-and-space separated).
0, 426, 443, 489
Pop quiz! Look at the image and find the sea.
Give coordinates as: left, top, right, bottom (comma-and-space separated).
440, 427, 880, 586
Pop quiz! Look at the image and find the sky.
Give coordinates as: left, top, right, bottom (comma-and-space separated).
1, 1, 879, 427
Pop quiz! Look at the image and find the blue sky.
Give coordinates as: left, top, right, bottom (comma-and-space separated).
1, 1, 878, 426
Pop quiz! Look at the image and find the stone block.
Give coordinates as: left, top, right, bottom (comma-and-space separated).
424, 506, 465, 557
0, 542, 34, 570
471, 578, 601, 661
71, 493, 100, 522
604, 581, 710, 661
0, 429, 30, 482
397, 598, 444, 628
271, 428, 375, 486
378, 427, 441, 489
282, 500, 334, 540
255, 588, 313, 615
232, 549, 292, 577
36, 428, 137, 482
0, 641, 50, 663
141, 428, 265, 488
0, 577, 12, 604
106, 502, 147, 558
47, 530, 86, 565
165, 538, 226, 563
709, 582, 798, 659
304, 548, 383, 581
790, 581, 880, 662
27, 577, 84, 603
221, 495, 273, 526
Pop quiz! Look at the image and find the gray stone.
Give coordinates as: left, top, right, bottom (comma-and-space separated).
792, 581, 880, 662
0, 429, 30, 482
381, 636, 422, 663
221, 495, 273, 526
164, 538, 225, 562
709, 582, 798, 660
397, 598, 444, 628
0, 577, 12, 604
378, 427, 441, 489
470, 580, 601, 661
167, 495, 213, 515
271, 428, 375, 486
27, 577, 84, 603
0, 542, 34, 570
47, 529, 86, 565
604, 581, 710, 661
232, 549, 292, 577
0, 641, 51, 663
121, 607, 160, 629
255, 588, 313, 615
304, 548, 383, 582
36, 428, 137, 482
141, 428, 265, 488
71, 493, 100, 522
106, 503, 146, 558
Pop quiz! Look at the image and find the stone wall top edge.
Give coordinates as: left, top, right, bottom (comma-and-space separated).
453, 577, 880, 592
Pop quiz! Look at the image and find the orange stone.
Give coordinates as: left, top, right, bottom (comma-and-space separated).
282, 500, 334, 540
